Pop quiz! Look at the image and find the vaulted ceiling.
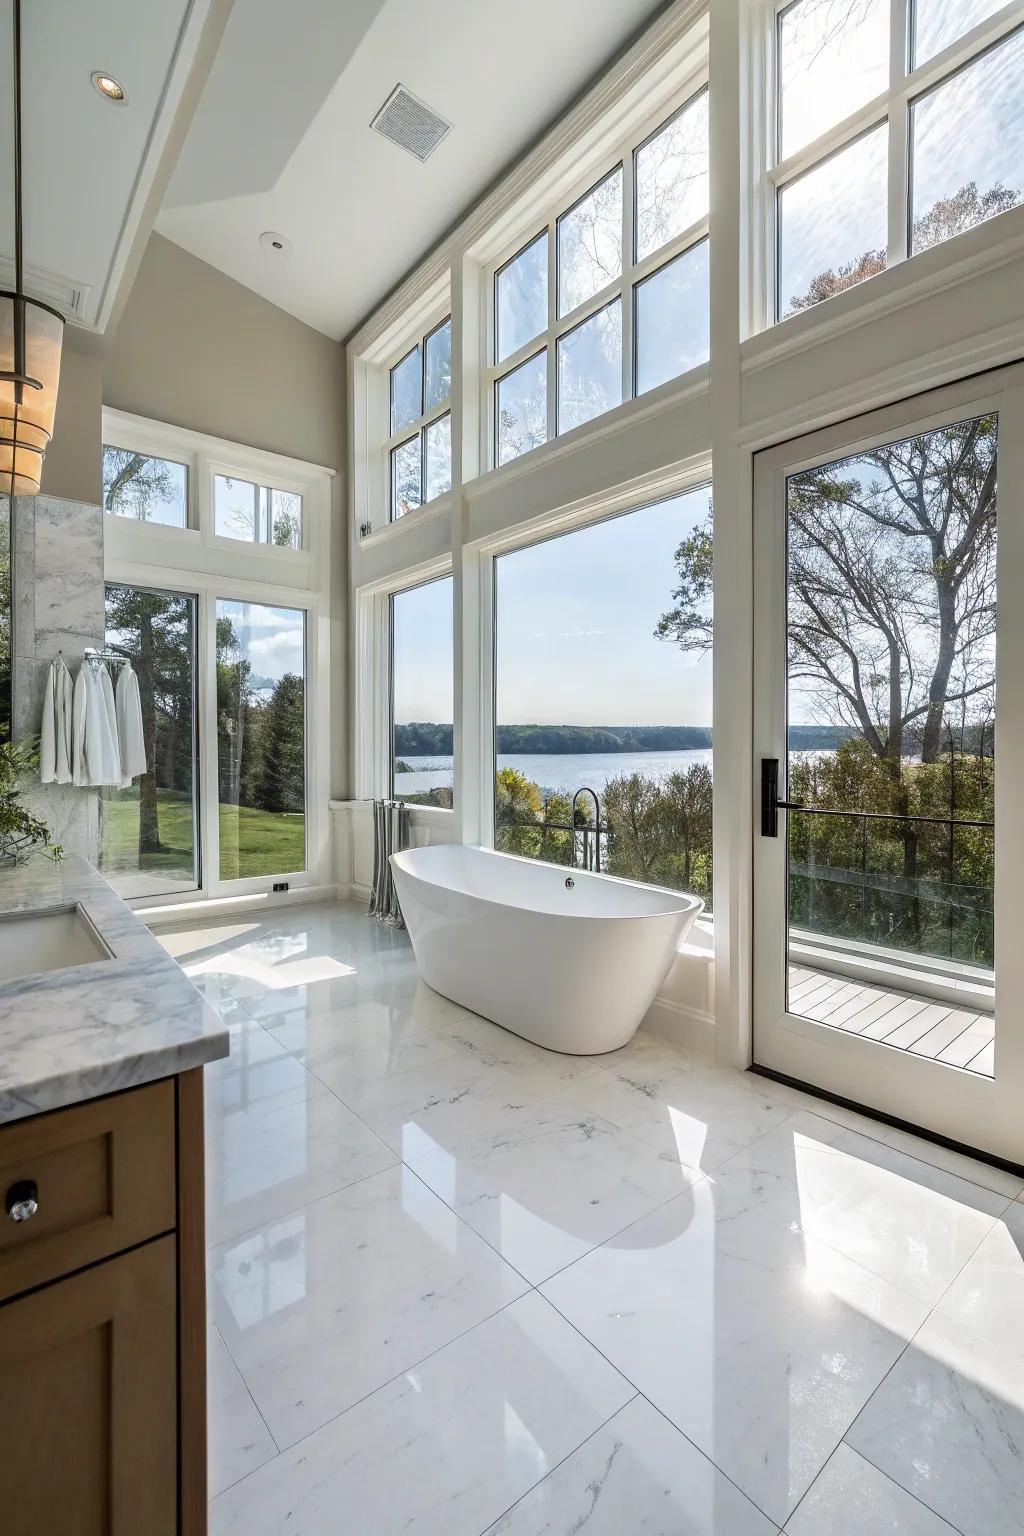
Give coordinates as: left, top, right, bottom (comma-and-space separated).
156, 0, 670, 339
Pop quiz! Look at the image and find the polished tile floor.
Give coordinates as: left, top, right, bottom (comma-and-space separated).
159, 901, 1024, 1535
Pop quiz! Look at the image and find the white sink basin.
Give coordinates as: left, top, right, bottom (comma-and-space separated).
0, 907, 112, 984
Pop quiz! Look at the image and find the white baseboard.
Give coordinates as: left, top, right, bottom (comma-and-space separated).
141, 882, 340, 928
641, 994, 717, 1063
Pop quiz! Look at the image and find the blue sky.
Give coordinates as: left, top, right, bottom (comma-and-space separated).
392, 489, 713, 728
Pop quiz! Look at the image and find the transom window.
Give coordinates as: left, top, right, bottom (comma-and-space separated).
490, 84, 710, 469
772, 0, 1024, 320
213, 474, 302, 548
102, 447, 188, 527
388, 316, 453, 519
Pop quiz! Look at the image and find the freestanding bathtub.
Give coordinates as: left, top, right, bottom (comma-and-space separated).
390, 844, 703, 1054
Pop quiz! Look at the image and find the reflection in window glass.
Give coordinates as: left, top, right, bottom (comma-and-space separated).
496, 233, 548, 362
558, 168, 623, 317
914, 0, 1008, 66
557, 300, 622, 435
778, 124, 888, 316
391, 576, 454, 808
390, 436, 422, 519
911, 27, 1024, 255
216, 599, 306, 880
102, 447, 188, 527
425, 319, 452, 413
99, 585, 198, 898
493, 489, 713, 905
496, 351, 548, 466
425, 414, 452, 501
390, 345, 422, 435
635, 241, 710, 395
778, 0, 888, 158
635, 91, 710, 262
214, 475, 303, 547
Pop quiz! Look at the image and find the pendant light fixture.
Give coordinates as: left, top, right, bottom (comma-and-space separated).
1, 0, 64, 497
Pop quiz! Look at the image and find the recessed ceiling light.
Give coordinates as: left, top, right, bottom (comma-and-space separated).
259, 231, 293, 258
91, 71, 126, 103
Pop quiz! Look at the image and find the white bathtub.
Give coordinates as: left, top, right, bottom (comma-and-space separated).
390, 844, 703, 1054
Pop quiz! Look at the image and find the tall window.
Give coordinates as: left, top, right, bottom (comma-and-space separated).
99, 585, 199, 898
491, 86, 710, 467
216, 600, 306, 879
493, 491, 713, 905
102, 446, 188, 526
390, 576, 454, 807
773, 0, 1024, 319
388, 317, 453, 519
214, 475, 302, 548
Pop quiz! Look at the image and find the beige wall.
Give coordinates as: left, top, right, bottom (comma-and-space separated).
105, 234, 345, 473
39, 332, 103, 506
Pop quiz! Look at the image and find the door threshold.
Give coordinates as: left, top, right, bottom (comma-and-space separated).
748, 1063, 1024, 1180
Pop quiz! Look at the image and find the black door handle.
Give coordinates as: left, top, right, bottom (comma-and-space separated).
761, 758, 804, 837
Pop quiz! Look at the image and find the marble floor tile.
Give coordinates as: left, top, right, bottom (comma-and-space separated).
410, 1093, 700, 1283
880, 1125, 1024, 1201
209, 1163, 528, 1448
484, 1396, 777, 1535
935, 1197, 1024, 1366
210, 1292, 632, 1536
848, 1311, 1024, 1535
541, 1184, 928, 1528
204, 1022, 315, 1113
263, 985, 452, 1069
711, 1110, 1007, 1304
561, 1060, 798, 1173
207, 1324, 278, 1498
783, 1444, 957, 1534
314, 1039, 588, 1162
205, 1080, 397, 1245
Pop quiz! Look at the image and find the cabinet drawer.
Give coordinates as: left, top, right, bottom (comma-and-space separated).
0, 1080, 176, 1302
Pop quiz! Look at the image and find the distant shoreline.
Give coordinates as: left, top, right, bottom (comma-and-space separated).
393, 723, 855, 755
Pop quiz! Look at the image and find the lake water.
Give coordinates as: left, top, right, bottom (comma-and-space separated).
394, 748, 715, 799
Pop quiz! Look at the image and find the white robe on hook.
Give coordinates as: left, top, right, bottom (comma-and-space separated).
39, 655, 74, 784
72, 660, 122, 787
115, 662, 147, 785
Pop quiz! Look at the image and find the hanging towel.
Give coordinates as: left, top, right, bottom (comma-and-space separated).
115, 661, 147, 785
72, 662, 121, 787
40, 656, 74, 784
98, 664, 122, 786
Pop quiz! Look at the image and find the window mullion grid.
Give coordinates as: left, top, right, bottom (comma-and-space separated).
546, 215, 557, 444
621, 138, 636, 406
632, 215, 711, 288
887, 0, 911, 268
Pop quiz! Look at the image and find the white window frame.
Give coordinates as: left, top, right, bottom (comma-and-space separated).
385, 314, 454, 522
484, 76, 710, 471
101, 409, 334, 907
762, 0, 1024, 328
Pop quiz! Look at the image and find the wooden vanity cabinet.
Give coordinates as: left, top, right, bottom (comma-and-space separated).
0, 1071, 207, 1536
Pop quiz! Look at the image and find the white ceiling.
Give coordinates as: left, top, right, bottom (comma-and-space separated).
157, 0, 669, 340
0, 0, 211, 329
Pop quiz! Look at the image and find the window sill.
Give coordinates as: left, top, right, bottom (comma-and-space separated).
742, 205, 1024, 382
358, 493, 452, 548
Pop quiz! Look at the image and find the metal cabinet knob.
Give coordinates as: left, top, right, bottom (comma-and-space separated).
5, 1179, 38, 1222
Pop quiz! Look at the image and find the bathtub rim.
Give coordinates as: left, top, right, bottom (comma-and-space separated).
391, 842, 704, 925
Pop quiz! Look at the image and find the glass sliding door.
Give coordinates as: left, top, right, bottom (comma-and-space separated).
99, 584, 199, 898
216, 599, 306, 881
753, 368, 1024, 1162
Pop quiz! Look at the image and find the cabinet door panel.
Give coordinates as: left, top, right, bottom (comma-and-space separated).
0, 1236, 178, 1536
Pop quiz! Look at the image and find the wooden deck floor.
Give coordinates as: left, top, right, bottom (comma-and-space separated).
788, 965, 995, 1078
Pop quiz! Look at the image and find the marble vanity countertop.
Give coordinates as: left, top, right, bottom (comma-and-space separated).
0, 854, 229, 1124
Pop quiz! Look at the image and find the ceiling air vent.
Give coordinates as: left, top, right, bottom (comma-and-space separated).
370, 85, 450, 162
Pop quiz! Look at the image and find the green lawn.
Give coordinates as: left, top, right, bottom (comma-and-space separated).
100, 793, 305, 882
